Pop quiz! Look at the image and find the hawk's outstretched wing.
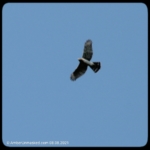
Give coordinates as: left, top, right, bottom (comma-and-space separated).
70, 61, 88, 81
70, 39, 94, 81
82, 39, 93, 61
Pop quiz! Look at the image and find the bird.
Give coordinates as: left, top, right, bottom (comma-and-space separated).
70, 39, 101, 81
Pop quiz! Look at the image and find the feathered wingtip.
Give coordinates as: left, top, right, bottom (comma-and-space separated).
70, 74, 76, 81
85, 39, 92, 46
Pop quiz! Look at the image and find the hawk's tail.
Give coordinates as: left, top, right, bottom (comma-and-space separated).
90, 62, 101, 73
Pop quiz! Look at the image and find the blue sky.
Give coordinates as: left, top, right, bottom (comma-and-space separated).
2, 3, 147, 147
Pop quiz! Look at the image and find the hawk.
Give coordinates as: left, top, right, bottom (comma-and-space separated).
70, 39, 101, 81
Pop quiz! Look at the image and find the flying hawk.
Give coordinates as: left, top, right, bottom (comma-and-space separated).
70, 39, 101, 81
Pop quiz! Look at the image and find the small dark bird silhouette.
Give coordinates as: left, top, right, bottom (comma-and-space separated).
70, 39, 101, 81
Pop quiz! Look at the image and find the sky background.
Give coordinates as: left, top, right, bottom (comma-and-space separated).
2, 3, 147, 147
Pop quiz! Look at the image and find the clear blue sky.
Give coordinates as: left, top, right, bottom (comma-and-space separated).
2, 3, 147, 147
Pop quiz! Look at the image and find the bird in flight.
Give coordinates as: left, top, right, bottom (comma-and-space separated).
70, 39, 101, 81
